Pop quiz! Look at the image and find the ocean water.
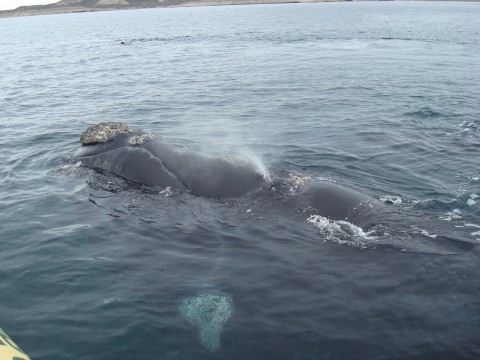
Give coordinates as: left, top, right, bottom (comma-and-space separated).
1, 2, 480, 359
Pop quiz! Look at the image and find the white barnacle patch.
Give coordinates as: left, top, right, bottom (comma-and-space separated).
179, 293, 234, 352
80, 121, 140, 145
290, 174, 310, 187
127, 133, 155, 145
284, 174, 311, 193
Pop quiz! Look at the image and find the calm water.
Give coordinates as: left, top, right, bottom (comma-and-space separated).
1, 2, 480, 359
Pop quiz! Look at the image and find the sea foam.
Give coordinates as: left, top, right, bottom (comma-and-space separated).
307, 214, 377, 249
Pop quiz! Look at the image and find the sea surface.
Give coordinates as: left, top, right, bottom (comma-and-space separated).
1, 2, 480, 359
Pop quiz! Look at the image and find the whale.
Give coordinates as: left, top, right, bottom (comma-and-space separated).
73, 122, 477, 255
73, 122, 385, 224
74, 122, 265, 199
71, 123, 477, 351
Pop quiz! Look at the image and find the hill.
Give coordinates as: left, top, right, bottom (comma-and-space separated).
0, 0, 337, 18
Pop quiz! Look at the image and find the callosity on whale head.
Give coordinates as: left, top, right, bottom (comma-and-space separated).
75, 122, 155, 157
80, 121, 140, 145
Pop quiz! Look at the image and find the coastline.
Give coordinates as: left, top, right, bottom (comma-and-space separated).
0, 0, 479, 19
0, 0, 337, 19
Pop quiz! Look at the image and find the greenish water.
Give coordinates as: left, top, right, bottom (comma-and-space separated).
0, 2, 479, 359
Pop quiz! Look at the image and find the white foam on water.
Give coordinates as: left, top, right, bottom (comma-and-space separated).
61, 161, 82, 169
465, 223, 480, 228
379, 195, 403, 205
307, 214, 377, 249
159, 186, 173, 197
412, 198, 439, 209
465, 223, 480, 240
467, 193, 478, 206
421, 230, 437, 239
440, 209, 462, 221
314, 176, 336, 183
55, 161, 83, 176
411, 226, 438, 239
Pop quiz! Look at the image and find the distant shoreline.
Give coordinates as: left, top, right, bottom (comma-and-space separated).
0, 0, 478, 19
0, 1, 334, 19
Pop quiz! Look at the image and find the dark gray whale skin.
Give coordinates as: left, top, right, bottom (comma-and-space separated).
74, 123, 476, 254
74, 123, 382, 226
298, 181, 382, 227
74, 131, 265, 199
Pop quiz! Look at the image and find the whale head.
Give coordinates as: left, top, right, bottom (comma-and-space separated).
75, 122, 155, 157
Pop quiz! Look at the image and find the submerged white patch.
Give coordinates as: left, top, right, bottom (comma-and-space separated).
44, 223, 90, 236
307, 214, 376, 249
179, 293, 233, 352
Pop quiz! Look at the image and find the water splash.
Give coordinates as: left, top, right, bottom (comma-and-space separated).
307, 214, 377, 249
379, 195, 403, 205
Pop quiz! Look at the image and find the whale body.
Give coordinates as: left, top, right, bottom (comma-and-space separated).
74, 122, 382, 224
74, 122, 265, 198
73, 122, 476, 254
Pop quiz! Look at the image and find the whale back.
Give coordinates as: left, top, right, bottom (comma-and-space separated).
144, 141, 264, 198
300, 181, 381, 227
74, 123, 264, 198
